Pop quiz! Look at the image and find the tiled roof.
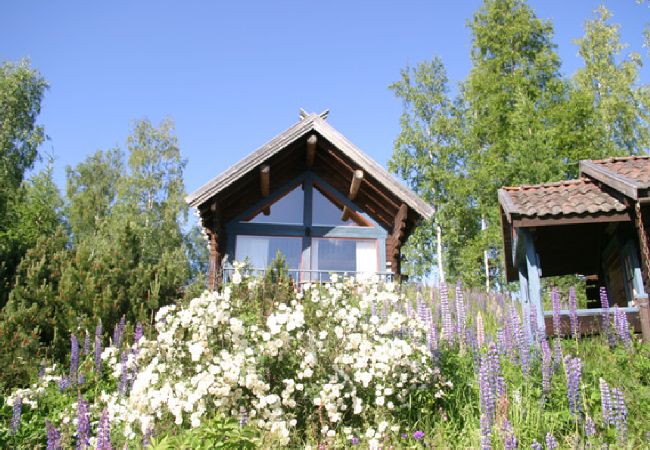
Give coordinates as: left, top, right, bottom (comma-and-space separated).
498, 178, 627, 219
590, 155, 650, 187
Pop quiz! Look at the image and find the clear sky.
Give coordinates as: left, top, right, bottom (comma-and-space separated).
2, 1, 649, 200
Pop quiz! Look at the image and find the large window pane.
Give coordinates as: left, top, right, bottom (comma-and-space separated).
312, 186, 369, 227
312, 238, 377, 279
244, 185, 304, 224
235, 235, 302, 270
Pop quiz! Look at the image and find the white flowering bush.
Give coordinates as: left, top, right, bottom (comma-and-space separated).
2, 268, 452, 448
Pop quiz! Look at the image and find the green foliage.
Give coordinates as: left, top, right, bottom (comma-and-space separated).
0, 60, 48, 306
391, 0, 650, 288
148, 415, 260, 449
0, 118, 201, 390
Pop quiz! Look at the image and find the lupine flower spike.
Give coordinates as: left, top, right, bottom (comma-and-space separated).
46, 420, 61, 450
10, 394, 21, 434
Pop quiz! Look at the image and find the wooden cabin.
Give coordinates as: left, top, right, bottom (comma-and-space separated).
186, 111, 434, 289
498, 156, 650, 340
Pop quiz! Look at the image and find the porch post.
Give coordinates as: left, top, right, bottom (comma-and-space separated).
520, 228, 544, 340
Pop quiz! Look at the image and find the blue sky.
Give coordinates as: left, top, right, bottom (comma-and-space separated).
2, 1, 649, 200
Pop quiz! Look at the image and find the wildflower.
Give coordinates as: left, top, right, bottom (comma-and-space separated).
95, 321, 103, 373
413, 430, 425, 440
613, 306, 632, 348
529, 302, 539, 343
476, 312, 485, 349
455, 281, 467, 338
113, 315, 126, 348
600, 287, 615, 347
70, 334, 79, 384
58, 376, 70, 392
46, 420, 61, 450
440, 283, 453, 341
77, 395, 90, 449
350, 436, 360, 445
568, 287, 578, 338
487, 342, 505, 400
551, 287, 561, 337
239, 406, 249, 427
530, 441, 542, 450
545, 432, 558, 450
584, 416, 596, 437
10, 394, 21, 434
478, 353, 494, 448
564, 355, 582, 416
134, 321, 144, 344
600, 378, 612, 425
541, 339, 552, 395
142, 427, 153, 448
119, 351, 128, 396
96, 408, 112, 450
502, 419, 517, 450
611, 387, 628, 446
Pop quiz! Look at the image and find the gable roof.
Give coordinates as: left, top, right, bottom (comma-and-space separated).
580, 155, 650, 200
498, 178, 627, 223
186, 113, 434, 221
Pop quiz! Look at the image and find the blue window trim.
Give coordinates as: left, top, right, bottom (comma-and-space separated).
224, 170, 388, 274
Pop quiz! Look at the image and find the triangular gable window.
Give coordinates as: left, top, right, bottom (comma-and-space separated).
243, 185, 304, 224
312, 185, 370, 227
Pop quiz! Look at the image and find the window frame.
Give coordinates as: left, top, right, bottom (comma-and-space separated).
225, 171, 387, 277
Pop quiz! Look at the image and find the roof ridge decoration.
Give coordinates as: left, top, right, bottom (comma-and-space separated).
185, 112, 434, 220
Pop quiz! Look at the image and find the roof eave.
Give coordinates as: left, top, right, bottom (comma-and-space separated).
579, 160, 643, 200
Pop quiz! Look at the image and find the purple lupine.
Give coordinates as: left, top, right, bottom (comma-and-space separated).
58, 376, 70, 392
487, 342, 506, 400
440, 283, 453, 342
350, 436, 360, 445
10, 394, 21, 434
96, 408, 112, 449
455, 281, 467, 339
119, 351, 128, 396
496, 329, 506, 355
551, 287, 561, 337
46, 420, 61, 450
428, 321, 439, 353
133, 322, 144, 344
614, 306, 632, 348
600, 378, 612, 425
611, 387, 628, 446
113, 315, 126, 348
600, 287, 615, 347
38, 365, 45, 379
76, 395, 90, 449
70, 334, 79, 384
83, 331, 90, 356
545, 433, 558, 450
478, 353, 495, 449
564, 356, 582, 416
541, 339, 552, 395
413, 431, 425, 440
530, 441, 542, 450
568, 287, 578, 338
142, 426, 153, 448
502, 419, 517, 450
585, 416, 596, 438
239, 406, 249, 427
509, 306, 522, 364
95, 322, 103, 373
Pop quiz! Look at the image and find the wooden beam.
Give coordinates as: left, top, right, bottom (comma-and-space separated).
341, 170, 364, 221
306, 134, 317, 168
260, 164, 270, 216
512, 211, 631, 228
388, 204, 408, 280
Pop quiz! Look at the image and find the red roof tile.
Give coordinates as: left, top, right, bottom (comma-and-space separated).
498, 178, 627, 218
590, 155, 650, 187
